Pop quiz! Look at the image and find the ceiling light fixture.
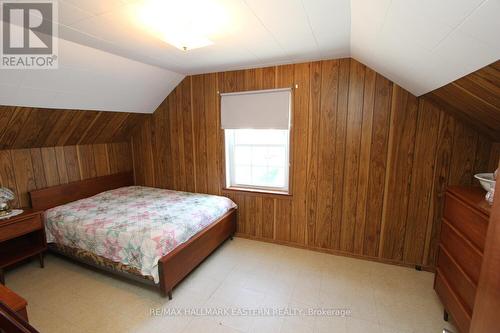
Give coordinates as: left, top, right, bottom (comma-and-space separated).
134, 0, 229, 51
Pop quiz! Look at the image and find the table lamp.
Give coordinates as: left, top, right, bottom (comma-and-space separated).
0, 187, 15, 217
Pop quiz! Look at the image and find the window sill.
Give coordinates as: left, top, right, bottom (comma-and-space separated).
223, 187, 292, 198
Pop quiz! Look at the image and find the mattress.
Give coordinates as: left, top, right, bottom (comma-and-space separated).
44, 186, 236, 283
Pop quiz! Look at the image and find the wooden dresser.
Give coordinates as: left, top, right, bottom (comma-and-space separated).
435, 186, 490, 333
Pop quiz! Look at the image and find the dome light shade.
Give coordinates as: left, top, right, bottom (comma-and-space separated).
134, 0, 229, 51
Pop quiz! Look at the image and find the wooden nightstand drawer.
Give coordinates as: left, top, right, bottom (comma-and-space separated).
0, 215, 42, 242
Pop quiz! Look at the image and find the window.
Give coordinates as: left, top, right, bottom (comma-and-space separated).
225, 129, 290, 192
221, 88, 291, 193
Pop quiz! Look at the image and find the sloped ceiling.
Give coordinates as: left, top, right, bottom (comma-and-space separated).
0, 38, 184, 113
0, 0, 498, 113
55, 0, 351, 74
424, 60, 500, 141
0, 106, 148, 149
351, 0, 499, 96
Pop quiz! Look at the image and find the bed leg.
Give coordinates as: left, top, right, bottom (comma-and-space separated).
38, 253, 45, 268
160, 284, 172, 300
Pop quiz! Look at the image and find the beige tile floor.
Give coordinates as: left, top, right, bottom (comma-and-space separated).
6, 238, 456, 333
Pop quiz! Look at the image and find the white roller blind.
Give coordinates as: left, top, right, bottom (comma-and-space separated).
221, 88, 291, 129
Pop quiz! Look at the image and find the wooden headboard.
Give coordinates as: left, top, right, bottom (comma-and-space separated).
29, 172, 134, 210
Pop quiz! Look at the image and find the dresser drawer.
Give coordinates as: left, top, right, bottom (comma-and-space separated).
435, 272, 471, 333
437, 245, 476, 314
0, 215, 42, 242
440, 220, 482, 284
444, 192, 488, 252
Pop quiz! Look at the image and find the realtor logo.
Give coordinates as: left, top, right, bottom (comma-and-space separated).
1, 0, 58, 69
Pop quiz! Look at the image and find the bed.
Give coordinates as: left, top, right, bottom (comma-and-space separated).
29, 172, 237, 299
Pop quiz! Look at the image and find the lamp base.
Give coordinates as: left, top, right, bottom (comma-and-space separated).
0, 202, 12, 217
0, 209, 12, 217
0, 209, 23, 220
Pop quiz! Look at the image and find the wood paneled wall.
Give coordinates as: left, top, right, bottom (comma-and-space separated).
0, 142, 132, 208
424, 60, 500, 141
0, 106, 147, 149
131, 58, 499, 268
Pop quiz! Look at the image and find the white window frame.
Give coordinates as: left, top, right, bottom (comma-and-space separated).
225, 129, 290, 193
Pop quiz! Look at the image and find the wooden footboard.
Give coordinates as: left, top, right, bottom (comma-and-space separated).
158, 208, 237, 299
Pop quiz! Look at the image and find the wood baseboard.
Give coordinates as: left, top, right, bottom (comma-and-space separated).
235, 232, 435, 273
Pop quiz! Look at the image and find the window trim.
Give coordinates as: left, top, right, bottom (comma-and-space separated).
224, 129, 291, 194
222, 186, 292, 198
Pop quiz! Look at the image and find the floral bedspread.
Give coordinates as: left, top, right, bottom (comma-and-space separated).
44, 186, 236, 283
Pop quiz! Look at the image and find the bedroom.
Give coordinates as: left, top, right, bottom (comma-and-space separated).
0, 0, 499, 332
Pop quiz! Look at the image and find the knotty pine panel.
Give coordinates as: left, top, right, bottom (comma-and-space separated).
331, 59, 350, 250
403, 99, 441, 264
353, 67, 376, 255
340, 59, 365, 253
0, 142, 132, 208
290, 62, 309, 244
305, 61, 322, 247
131, 58, 498, 269
362, 73, 393, 257
315, 59, 338, 249
380, 86, 419, 261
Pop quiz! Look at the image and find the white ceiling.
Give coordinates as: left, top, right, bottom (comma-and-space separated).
55, 0, 351, 73
0, 37, 184, 113
351, 0, 500, 96
0, 0, 498, 113
0, 35, 184, 113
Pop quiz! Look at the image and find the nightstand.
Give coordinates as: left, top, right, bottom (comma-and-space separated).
0, 209, 46, 284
